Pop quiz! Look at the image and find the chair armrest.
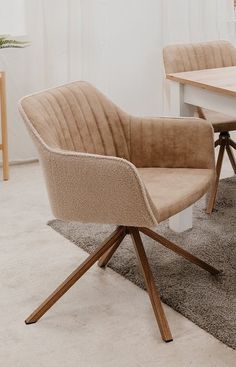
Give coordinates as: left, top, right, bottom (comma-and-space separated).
40, 148, 157, 228
130, 117, 215, 169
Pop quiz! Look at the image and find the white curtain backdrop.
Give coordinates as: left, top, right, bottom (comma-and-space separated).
0, 0, 82, 162
0, 0, 234, 162
79, 0, 235, 117
162, 0, 234, 44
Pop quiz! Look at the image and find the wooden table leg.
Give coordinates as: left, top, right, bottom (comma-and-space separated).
0, 71, 9, 180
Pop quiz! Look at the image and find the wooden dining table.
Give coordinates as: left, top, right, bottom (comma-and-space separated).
165, 65, 236, 233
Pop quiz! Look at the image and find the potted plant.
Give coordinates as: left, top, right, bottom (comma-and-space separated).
0, 34, 29, 49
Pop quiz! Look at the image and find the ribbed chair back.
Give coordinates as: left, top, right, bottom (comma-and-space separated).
20, 81, 131, 160
163, 40, 236, 74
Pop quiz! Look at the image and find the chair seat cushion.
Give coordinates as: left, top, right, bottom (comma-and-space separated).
202, 109, 236, 133
138, 168, 213, 223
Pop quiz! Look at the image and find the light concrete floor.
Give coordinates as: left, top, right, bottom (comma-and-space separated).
0, 160, 235, 367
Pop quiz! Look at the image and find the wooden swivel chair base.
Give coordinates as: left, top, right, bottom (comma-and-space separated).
25, 226, 219, 343
207, 131, 236, 214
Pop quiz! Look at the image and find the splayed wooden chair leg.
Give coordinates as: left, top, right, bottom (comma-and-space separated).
139, 227, 219, 275
25, 226, 124, 325
129, 227, 173, 343
98, 228, 126, 267
229, 138, 236, 150
226, 144, 236, 174
207, 137, 226, 214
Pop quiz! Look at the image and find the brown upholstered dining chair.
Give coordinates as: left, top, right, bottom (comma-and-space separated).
163, 40, 236, 214
19, 81, 219, 343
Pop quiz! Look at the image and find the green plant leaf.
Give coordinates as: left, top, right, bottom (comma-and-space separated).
0, 34, 30, 49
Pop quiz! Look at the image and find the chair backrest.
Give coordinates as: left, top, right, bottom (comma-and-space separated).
19, 81, 131, 160
163, 40, 236, 74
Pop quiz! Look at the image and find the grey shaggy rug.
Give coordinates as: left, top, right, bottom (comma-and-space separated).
48, 176, 236, 349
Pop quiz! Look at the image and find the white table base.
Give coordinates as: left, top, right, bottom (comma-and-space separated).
167, 81, 195, 233
167, 70, 236, 233
169, 206, 193, 233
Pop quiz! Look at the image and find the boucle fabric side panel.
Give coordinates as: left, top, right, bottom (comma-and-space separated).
40, 149, 158, 228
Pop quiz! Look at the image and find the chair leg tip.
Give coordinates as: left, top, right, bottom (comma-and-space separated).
25, 319, 37, 325
164, 338, 173, 343
206, 208, 214, 215
214, 269, 223, 276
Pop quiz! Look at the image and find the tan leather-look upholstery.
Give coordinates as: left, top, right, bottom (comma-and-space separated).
163, 40, 236, 132
200, 110, 236, 133
19, 81, 215, 227
163, 40, 236, 74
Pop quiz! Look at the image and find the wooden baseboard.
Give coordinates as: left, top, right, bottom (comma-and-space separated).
0, 158, 38, 167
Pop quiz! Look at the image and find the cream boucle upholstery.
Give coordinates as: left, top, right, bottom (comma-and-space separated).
19, 81, 215, 227
163, 40, 236, 132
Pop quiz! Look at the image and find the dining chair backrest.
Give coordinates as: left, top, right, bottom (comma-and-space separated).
163, 40, 236, 74
19, 81, 131, 160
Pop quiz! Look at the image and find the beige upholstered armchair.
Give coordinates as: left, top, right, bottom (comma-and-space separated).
19, 81, 219, 343
163, 40, 236, 213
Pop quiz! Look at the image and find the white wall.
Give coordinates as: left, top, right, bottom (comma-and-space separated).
1, 0, 235, 162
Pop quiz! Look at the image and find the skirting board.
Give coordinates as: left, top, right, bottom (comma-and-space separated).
0, 158, 38, 167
